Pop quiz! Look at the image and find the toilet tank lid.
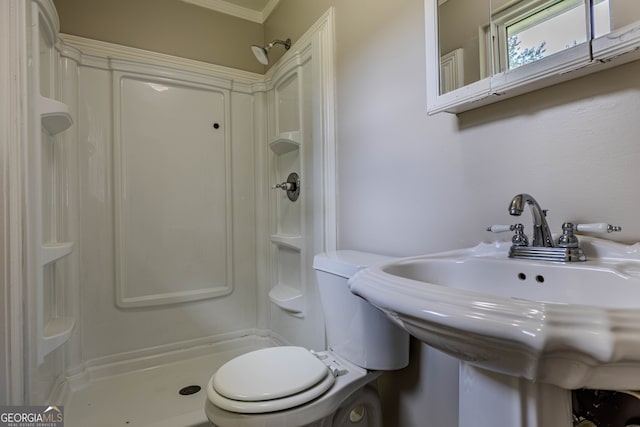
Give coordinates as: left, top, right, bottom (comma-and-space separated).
313, 250, 394, 279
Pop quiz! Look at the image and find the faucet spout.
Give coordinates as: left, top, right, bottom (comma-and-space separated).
508, 194, 554, 247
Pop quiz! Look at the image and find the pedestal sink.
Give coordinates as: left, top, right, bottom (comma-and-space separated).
349, 236, 640, 390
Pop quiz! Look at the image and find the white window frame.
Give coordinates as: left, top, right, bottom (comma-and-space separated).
483, 0, 590, 76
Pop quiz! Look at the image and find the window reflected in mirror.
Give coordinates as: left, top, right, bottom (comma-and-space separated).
485, 0, 606, 73
505, 0, 589, 70
436, 0, 612, 94
592, 0, 612, 37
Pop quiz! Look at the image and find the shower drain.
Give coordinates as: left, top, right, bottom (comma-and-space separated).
179, 385, 201, 396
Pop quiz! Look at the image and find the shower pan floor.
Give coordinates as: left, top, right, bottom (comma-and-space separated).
64, 343, 267, 427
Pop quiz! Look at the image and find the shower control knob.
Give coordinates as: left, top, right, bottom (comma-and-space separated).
271, 172, 300, 202
272, 182, 295, 191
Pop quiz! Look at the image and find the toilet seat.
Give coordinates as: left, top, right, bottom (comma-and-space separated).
207, 346, 336, 414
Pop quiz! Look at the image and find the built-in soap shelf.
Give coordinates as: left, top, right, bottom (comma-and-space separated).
270, 234, 303, 250
269, 284, 304, 316
37, 243, 76, 363
39, 241, 74, 265
269, 234, 305, 316
42, 316, 76, 358
39, 95, 73, 135
269, 131, 301, 155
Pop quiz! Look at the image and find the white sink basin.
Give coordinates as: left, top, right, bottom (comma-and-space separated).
349, 236, 640, 390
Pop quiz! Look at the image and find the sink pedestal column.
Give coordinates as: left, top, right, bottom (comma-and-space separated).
459, 363, 572, 427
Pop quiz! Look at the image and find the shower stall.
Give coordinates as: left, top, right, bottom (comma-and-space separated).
1, 0, 337, 422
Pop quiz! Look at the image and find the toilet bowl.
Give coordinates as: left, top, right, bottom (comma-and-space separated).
205, 348, 382, 427
204, 250, 410, 427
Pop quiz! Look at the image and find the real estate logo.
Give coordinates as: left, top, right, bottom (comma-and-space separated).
0, 405, 63, 427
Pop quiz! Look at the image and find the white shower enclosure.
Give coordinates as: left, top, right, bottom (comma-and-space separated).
1, 0, 337, 405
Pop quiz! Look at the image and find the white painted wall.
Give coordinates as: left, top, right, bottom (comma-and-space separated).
334, 1, 639, 257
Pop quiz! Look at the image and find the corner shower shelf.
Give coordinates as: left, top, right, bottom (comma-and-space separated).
35, 95, 74, 363
269, 284, 304, 315
42, 316, 76, 358
270, 234, 303, 250
32, 0, 77, 366
269, 131, 301, 155
39, 241, 74, 265
39, 96, 73, 135
38, 240, 76, 361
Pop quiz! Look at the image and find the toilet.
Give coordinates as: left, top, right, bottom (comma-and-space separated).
204, 250, 410, 427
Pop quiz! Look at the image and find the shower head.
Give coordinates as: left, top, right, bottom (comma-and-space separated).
251, 38, 291, 65
251, 45, 269, 65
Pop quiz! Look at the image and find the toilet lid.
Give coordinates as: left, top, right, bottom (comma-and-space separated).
208, 346, 336, 414
213, 346, 329, 401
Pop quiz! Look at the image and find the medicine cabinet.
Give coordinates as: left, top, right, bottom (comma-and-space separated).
426, 0, 640, 114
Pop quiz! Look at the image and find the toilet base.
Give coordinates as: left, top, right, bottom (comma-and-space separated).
325, 385, 383, 427
205, 352, 383, 427
208, 385, 382, 427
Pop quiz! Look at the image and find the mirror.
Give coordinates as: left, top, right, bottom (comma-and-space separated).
427, 0, 640, 113
437, 0, 491, 92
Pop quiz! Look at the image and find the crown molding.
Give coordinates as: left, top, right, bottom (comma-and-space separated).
180, 0, 280, 24
60, 34, 261, 79
261, 0, 280, 21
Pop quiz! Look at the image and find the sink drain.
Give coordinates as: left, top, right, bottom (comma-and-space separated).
179, 385, 201, 396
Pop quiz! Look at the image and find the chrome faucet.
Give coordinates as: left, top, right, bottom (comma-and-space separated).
508, 193, 554, 247
487, 193, 621, 262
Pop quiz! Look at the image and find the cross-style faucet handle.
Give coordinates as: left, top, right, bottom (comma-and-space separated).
486, 224, 528, 246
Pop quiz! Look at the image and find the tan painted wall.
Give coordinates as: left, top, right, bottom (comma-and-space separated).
262, 0, 330, 68
52, 0, 265, 73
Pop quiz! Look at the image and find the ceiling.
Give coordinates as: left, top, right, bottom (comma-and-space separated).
180, 0, 280, 23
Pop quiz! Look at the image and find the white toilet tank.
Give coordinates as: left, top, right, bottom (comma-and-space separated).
313, 250, 409, 371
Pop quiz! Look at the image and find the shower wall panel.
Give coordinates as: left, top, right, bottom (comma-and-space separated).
72, 46, 260, 361
266, 43, 327, 351
113, 75, 232, 308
